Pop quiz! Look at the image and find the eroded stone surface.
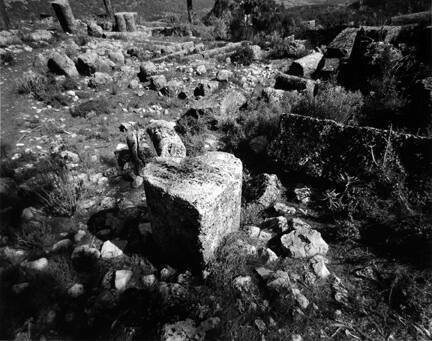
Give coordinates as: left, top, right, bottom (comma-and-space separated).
143, 152, 242, 270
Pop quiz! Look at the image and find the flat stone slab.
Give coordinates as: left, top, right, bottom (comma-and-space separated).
143, 152, 242, 271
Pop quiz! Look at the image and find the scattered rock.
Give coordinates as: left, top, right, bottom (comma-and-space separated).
292, 287, 309, 309
108, 50, 125, 64
76, 51, 99, 76
146, 120, 186, 158
101, 240, 124, 259
246, 173, 284, 209
87, 22, 103, 37
194, 80, 219, 97
68, 283, 85, 297
51, 239, 72, 252
12, 282, 29, 294
88, 72, 113, 87
196, 64, 207, 75
255, 267, 274, 281
60, 150, 80, 163
161, 319, 203, 341
250, 45, 263, 60
48, 52, 79, 78
71, 244, 101, 260
138, 61, 157, 81
160, 266, 177, 281
294, 187, 311, 205
24, 29, 53, 42
142, 274, 157, 288
310, 255, 330, 279
25, 257, 48, 271
163, 79, 184, 97
115, 269, 133, 291
280, 226, 328, 258
216, 69, 233, 81
143, 152, 242, 269
2, 247, 26, 264
233, 276, 253, 293
150, 75, 167, 91
273, 202, 296, 216
260, 216, 289, 233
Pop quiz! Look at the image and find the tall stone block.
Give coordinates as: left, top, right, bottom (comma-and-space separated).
115, 12, 137, 32
143, 152, 243, 271
51, 0, 75, 33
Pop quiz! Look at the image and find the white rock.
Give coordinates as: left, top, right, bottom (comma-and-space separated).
115, 269, 133, 291
25, 257, 48, 271
100, 240, 123, 259
68, 283, 85, 297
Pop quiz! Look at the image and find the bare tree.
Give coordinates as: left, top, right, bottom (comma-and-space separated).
187, 0, 193, 23
0, 0, 10, 30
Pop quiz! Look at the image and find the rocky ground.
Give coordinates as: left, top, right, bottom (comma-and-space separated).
0, 16, 431, 341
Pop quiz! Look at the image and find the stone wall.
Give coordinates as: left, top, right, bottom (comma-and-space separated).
269, 114, 432, 187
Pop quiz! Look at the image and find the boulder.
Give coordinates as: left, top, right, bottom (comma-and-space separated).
108, 50, 124, 65
143, 152, 242, 270
23, 29, 53, 42
149, 75, 167, 92
76, 51, 99, 76
245, 173, 284, 209
216, 69, 233, 81
194, 80, 219, 97
88, 72, 113, 87
138, 61, 157, 82
161, 319, 203, 341
326, 27, 359, 59
48, 52, 79, 78
250, 45, 263, 60
115, 269, 133, 291
196, 64, 207, 75
0, 31, 22, 47
87, 22, 103, 37
288, 51, 323, 78
101, 240, 124, 259
274, 73, 316, 96
163, 79, 184, 97
280, 226, 328, 258
146, 120, 186, 158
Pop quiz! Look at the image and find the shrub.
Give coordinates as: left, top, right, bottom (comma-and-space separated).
231, 44, 255, 66
71, 98, 113, 118
17, 71, 48, 95
31, 158, 81, 217
292, 83, 364, 125
1, 51, 15, 65
17, 72, 72, 107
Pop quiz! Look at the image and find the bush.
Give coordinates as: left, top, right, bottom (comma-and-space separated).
1, 51, 15, 65
17, 71, 48, 95
17, 72, 73, 107
71, 98, 113, 118
231, 44, 255, 66
29, 157, 81, 217
292, 83, 364, 125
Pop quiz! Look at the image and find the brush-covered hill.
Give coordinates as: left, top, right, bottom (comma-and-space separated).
5, 0, 215, 24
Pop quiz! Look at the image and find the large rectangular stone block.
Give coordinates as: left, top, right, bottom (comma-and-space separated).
143, 152, 242, 271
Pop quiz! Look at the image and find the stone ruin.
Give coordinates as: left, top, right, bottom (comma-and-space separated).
119, 120, 243, 271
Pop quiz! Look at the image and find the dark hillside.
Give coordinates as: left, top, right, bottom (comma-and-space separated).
5, 0, 215, 24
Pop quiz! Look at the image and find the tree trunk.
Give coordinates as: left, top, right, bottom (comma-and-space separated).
187, 0, 193, 23
103, 0, 114, 19
0, 0, 10, 30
